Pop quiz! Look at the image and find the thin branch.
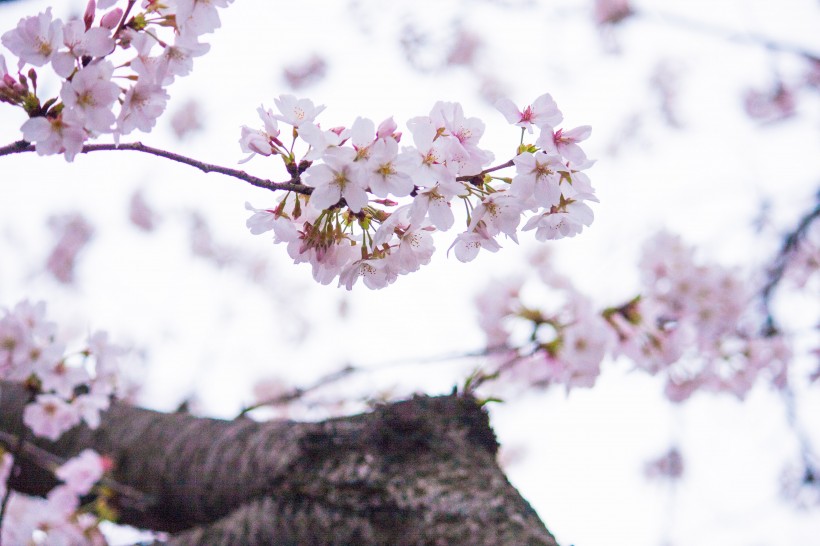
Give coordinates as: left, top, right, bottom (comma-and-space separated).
761, 189, 820, 333
236, 347, 503, 417
457, 159, 515, 182
0, 140, 312, 195
237, 365, 357, 417
0, 430, 155, 513
0, 426, 25, 546
635, 9, 820, 62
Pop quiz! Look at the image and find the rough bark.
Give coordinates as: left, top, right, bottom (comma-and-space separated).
0, 382, 557, 546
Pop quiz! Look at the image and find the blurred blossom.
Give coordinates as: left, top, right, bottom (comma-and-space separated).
128, 189, 160, 232
189, 211, 235, 267
46, 212, 94, 284
594, 0, 633, 26
744, 81, 796, 123
805, 59, 820, 90
169, 98, 204, 139
283, 54, 327, 90
446, 28, 483, 67
644, 447, 685, 480
650, 60, 683, 127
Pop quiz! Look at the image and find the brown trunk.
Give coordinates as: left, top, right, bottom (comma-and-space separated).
0, 382, 557, 545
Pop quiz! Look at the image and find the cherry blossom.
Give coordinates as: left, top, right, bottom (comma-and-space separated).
59, 60, 119, 133
174, 0, 236, 35
494, 93, 563, 133
23, 394, 82, 441
511, 151, 567, 208
21, 109, 87, 162
359, 138, 415, 198
116, 80, 170, 137
51, 19, 115, 78
55, 449, 106, 496
478, 232, 795, 401
1, 8, 63, 69
536, 125, 592, 165
273, 94, 326, 127
302, 147, 369, 212
522, 200, 596, 241
449, 227, 502, 262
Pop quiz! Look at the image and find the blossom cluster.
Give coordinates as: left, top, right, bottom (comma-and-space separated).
0, 300, 123, 542
244, 93, 597, 289
476, 233, 792, 401
0, 449, 109, 545
0, 0, 233, 160
0, 300, 125, 439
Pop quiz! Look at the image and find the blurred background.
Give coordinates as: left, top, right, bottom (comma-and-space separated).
1, 0, 818, 544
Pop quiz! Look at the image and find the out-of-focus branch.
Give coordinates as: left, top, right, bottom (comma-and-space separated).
631, 9, 820, 62
761, 189, 820, 333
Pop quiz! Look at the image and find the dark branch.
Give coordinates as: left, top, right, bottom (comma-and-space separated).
761, 189, 820, 333
0, 140, 312, 195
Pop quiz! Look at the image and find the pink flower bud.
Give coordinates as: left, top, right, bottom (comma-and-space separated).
84, 0, 97, 30
377, 116, 397, 138
100, 8, 122, 30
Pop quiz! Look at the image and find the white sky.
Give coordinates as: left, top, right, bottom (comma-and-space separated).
1, 0, 819, 544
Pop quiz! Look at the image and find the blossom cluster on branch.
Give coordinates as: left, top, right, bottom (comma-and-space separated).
243, 93, 597, 289
477, 233, 795, 401
0, 300, 124, 543
0, 0, 233, 160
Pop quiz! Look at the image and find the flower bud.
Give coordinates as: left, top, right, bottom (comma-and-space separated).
84, 0, 97, 30
100, 8, 123, 30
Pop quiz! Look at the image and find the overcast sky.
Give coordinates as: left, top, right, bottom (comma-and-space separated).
1, 0, 819, 544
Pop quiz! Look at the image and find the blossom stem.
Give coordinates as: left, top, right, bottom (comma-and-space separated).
455, 159, 515, 182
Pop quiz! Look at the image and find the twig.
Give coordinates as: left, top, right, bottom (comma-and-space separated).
635, 9, 820, 62
0, 430, 155, 513
760, 189, 820, 333
0, 426, 25, 546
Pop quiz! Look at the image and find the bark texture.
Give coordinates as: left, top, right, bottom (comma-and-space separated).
0, 382, 557, 546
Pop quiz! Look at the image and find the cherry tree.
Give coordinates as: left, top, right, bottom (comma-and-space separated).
0, 0, 817, 544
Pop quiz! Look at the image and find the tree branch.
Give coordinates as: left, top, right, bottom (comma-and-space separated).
0, 381, 558, 546
633, 9, 820, 62
0, 140, 312, 195
761, 190, 820, 333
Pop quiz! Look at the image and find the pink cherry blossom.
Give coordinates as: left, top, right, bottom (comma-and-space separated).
23, 393, 81, 441
116, 80, 170, 137
156, 31, 210, 84
59, 60, 119, 133
404, 115, 460, 187
536, 125, 592, 165
511, 152, 568, 208
448, 227, 502, 263
468, 193, 524, 242
303, 147, 369, 212
495, 93, 563, 133
522, 201, 595, 241
173, 0, 235, 36
1, 8, 63, 69
409, 186, 456, 230
273, 94, 326, 127
55, 449, 106, 495
51, 19, 115, 77
358, 138, 415, 198
339, 257, 396, 290
21, 110, 87, 162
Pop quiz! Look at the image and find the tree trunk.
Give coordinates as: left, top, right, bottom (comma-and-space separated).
0, 382, 558, 545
